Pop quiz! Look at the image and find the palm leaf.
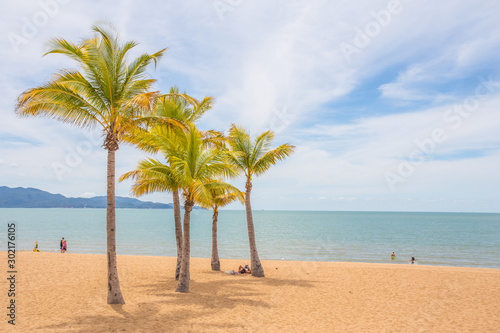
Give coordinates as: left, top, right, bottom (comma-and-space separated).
253, 143, 295, 176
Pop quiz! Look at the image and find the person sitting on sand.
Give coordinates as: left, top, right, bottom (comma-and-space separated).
238, 264, 251, 274
225, 263, 251, 275
33, 241, 40, 252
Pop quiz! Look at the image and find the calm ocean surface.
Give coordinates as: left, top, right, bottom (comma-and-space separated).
1, 209, 499, 268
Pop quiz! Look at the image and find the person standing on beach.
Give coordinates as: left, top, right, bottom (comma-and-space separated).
61, 239, 68, 253
391, 252, 395, 260
60, 237, 65, 253
410, 257, 415, 264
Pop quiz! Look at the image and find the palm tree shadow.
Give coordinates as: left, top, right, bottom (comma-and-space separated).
36, 306, 217, 332
36, 273, 316, 332
139, 276, 271, 310
110, 304, 129, 317
137, 272, 317, 314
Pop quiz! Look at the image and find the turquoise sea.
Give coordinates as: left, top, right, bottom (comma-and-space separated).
1, 209, 499, 268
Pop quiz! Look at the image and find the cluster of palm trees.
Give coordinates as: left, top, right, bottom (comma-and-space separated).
15, 23, 294, 303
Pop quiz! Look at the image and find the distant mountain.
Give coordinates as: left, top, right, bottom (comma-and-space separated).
0, 186, 175, 209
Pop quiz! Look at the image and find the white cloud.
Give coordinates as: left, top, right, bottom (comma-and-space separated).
250, 90, 500, 210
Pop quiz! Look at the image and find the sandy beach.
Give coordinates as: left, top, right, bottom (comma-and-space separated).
2, 252, 499, 332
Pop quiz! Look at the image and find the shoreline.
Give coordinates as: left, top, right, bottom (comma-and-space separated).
14, 250, 500, 270
2, 252, 499, 332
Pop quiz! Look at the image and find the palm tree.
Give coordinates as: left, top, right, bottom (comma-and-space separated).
226, 125, 295, 277
123, 91, 214, 280
201, 186, 244, 271
122, 123, 238, 292
153, 89, 213, 279
15, 23, 166, 304
171, 124, 239, 292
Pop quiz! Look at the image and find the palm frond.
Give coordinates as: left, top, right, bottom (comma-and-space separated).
119, 158, 179, 196
15, 81, 106, 130
18, 22, 169, 149
249, 130, 273, 167
227, 124, 295, 179
253, 143, 295, 176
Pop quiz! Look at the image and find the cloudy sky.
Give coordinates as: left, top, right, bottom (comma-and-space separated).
1, 0, 499, 212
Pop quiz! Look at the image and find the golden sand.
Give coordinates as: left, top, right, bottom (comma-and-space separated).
1, 251, 499, 332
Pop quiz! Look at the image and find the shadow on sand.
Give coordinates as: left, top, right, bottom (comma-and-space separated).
37, 272, 316, 332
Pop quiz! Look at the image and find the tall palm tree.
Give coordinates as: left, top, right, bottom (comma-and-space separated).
153, 89, 213, 279
171, 124, 239, 292
123, 92, 214, 280
15, 23, 166, 304
226, 125, 295, 277
201, 186, 244, 271
123, 123, 238, 292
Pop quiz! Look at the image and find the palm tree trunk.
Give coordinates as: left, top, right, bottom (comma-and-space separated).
176, 199, 193, 293
245, 180, 264, 277
106, 148, 125, 304
211, 209, 220, 271
173, 189, 182, 280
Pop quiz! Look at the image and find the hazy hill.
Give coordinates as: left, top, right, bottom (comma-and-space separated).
0, 186, 175, 209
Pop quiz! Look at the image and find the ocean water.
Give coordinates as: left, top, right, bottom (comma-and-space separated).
1, 209, 499, 268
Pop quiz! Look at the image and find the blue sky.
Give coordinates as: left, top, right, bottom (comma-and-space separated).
1, 0, 499, 212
